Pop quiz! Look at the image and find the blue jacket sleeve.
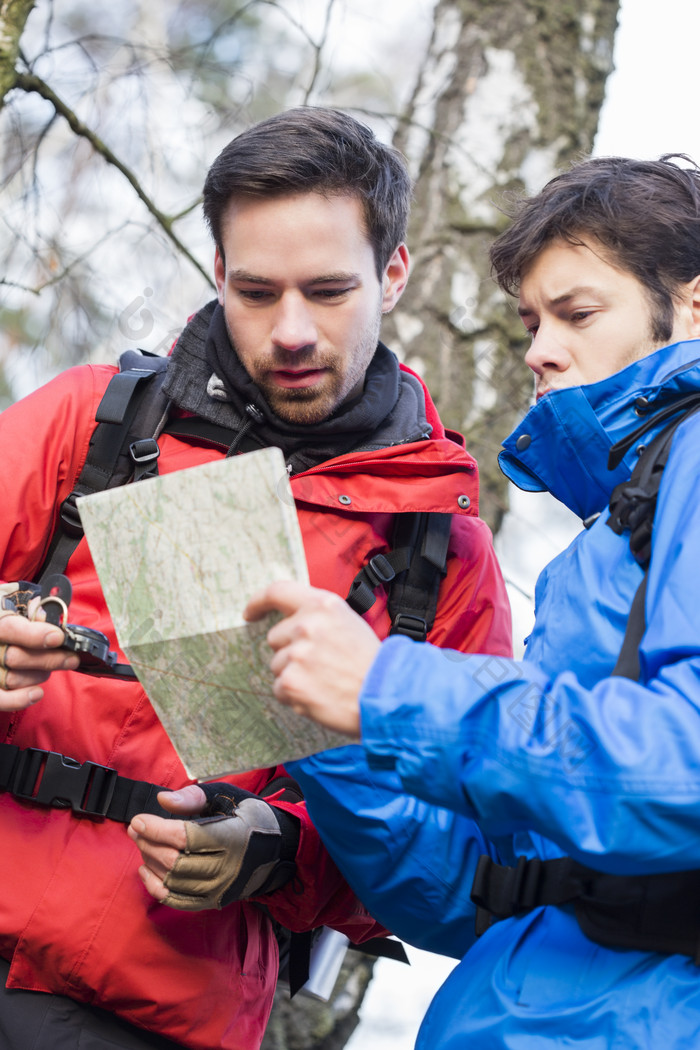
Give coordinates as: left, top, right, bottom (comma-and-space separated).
360, 638, 700, 874
288, 747, 497, 958
359, 419, 700, 876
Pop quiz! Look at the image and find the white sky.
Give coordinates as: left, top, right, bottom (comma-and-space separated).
595, 0, 700, 160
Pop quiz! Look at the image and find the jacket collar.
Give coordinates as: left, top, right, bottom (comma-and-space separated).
498, 339, 700, 521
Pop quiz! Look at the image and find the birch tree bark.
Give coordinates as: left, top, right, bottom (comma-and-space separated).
385, 0, 621, 530
0, 0, 33, 110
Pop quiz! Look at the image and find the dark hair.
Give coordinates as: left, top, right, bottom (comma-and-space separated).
489, 154, 700, 342
202, 107, 412, 277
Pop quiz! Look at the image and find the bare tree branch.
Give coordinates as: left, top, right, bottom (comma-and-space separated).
0, 277, 39, 294
13, 69, 214, 287
1, 216, 136, 295
303, 0, 336, 103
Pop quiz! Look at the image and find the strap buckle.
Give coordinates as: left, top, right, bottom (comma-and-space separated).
129, 437, 160, 466
129, 438, 160, 481
390, 613, 428, 642
363, 553, 396, 588
11, 748, 117, 818
58, 492, 84, 538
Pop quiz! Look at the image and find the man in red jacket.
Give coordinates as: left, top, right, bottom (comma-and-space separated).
0, 108, 511, 1049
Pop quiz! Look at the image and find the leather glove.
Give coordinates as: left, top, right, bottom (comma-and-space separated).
162, 782, 300, 911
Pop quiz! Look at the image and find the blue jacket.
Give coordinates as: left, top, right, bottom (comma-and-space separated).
291, 339, 700, 1048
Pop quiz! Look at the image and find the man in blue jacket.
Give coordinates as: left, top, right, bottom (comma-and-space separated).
244, 154, 700, 1048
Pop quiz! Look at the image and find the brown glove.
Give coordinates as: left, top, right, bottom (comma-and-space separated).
162, 790, 299, 911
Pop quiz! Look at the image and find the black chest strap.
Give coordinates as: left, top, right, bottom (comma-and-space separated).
0, 742, 171, 822
471, 853, 700, 962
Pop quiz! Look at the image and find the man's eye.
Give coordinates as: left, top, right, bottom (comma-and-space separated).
238, 289, 272, 302
313, 288, 351, 300
526, 323, 539, 337
571, 310, 593, 322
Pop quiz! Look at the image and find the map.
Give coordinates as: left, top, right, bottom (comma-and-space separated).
77, 447, 350, 778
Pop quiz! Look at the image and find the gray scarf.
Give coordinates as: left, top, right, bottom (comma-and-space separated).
163, 300, 431, 473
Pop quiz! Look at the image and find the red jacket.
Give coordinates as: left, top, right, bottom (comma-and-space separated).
0, 362, 511, 1048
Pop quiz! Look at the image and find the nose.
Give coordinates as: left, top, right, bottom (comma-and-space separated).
523, 323, 571, 376
271, 293, 317, 351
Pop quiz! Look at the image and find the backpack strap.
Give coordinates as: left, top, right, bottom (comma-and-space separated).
346, 511, 452, 642
0, 740, 172, 821
607, 395, 700, 679
387, 512, 452, 641
36, 352, 171, 585
470, 852, 700, 962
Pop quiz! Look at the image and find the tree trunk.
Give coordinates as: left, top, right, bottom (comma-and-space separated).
261, 953, 376, 1050
0, 0, 34, 110
384, 0, 621, 531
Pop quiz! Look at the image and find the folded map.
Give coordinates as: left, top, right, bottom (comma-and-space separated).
77, 446, 349, 778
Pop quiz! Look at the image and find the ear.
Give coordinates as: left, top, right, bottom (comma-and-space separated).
381, 244, 410, 314
687, 274, 700, 336
214, 247, 226, 305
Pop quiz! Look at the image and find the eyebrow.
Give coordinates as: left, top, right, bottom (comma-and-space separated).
518, 286, 603, 316
228, 269, 362, 285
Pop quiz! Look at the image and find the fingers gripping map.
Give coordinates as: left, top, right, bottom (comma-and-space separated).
78, 447, 349, 778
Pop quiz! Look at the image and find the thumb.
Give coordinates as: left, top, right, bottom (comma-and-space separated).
157, 784, 208, 816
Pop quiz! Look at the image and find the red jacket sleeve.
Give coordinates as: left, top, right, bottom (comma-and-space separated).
0, 364, 110, 582
429, 515, 513, 657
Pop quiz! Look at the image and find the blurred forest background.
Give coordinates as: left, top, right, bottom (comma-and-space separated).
0, 0, 621, 1046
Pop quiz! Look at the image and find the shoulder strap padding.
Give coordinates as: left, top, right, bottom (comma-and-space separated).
387, 511, 452, 641
36, 352, 171, 584
608, 396, 700, 678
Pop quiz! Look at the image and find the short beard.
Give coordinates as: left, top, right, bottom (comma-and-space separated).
257, 378, 343, 425
231, 303, 383, 426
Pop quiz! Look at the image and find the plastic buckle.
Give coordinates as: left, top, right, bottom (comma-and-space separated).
11, 748, 117, 818
130, 438, 160, 466
391, 613, 428, 642
130, 438, 160, 482
58, 492, 84, 538
364, 554, 396, 589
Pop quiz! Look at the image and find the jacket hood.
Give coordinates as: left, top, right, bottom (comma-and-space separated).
498, 339, 700, 521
